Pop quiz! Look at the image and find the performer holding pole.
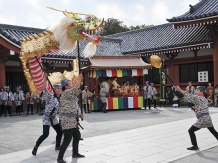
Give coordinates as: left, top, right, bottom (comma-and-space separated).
18, 8, 104, 162
57, 75, 85, 163
174, 85, 218, 150
32, 74, 63, 156
186, 81, 195, 108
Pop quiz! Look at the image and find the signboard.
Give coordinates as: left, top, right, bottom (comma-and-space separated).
198, 71, 208, 82
160, 68, 167, 101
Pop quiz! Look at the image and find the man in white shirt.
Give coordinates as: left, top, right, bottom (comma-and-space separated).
143, 81, 153, 110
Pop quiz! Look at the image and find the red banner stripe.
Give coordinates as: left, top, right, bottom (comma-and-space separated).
137, 69, 143, 76
112, 70, 117, 77
133, 96, 138, 108
107, 97, 113, 109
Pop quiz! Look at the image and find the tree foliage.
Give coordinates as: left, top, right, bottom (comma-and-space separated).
101, 18, 129, 36
101, 18, 154, 36
129, 24, 154, 30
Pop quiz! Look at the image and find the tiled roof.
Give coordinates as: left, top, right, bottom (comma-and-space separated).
107, 23, 213, 55
167, 0, 218, 23
0, 24, 122, 59
89, 56, 151, 69
0, 22, 214, 56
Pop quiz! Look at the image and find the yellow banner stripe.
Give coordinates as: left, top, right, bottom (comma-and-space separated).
112, 98, 119, 109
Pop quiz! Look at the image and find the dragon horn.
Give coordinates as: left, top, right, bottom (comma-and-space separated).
47, 6, 97, 18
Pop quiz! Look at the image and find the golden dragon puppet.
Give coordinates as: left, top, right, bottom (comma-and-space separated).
20, 7, 104, 96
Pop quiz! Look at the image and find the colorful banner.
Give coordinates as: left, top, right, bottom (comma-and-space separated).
90, 96, 144, 110
90, 69, 148, 78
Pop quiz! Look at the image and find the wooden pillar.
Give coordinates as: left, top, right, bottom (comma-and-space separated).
167, 60, 174, 86
143, 75, 145, 87
88, 72, 91, 91
174, 65, 179, 84
0, 50, 9, 87
84, 72, 89, 87
95, 77, 99, 97
213, 38, 218, 86
0, 61, 5, 87
131, 76, 134, 85
167, 58, 179, 86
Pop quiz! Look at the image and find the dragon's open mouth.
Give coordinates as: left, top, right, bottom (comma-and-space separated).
78, 18, 104, 45
78, 30, 102, 45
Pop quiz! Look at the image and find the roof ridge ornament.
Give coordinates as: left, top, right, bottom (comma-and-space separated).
189, 4, 195, 14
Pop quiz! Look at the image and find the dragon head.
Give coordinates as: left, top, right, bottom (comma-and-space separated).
66, 14, 103, 44
48, 7, 104, 57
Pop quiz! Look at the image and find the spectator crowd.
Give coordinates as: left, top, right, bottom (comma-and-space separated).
0, 86, 41, 117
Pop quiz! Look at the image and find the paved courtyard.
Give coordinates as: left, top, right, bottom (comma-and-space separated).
1, 107, 218, 163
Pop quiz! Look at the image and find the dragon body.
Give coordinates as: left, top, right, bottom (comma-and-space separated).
20, 8, 103, 96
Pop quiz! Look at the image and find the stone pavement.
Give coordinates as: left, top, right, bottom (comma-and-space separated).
171, 146, 218, 163
1, 112, 218, 163
0, 107, 200, 155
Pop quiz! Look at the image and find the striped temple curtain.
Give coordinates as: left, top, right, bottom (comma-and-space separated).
179, 62, 213, 83
6, 73, 28, 93
90, 69, 147, 78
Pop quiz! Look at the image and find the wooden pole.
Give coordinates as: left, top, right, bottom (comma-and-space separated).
35, 57, 60, 103
77, 41, 83, 115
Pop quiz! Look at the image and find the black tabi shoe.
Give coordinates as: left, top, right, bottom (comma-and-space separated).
72, 153, 85, 158
57, 159, 66, 163
32, 146, 38, 156
187, 146, 199, 150
79, 138, 84, 141
55, 146, 61, 150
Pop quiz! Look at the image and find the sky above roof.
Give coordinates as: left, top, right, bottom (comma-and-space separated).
0, 0, 200, 29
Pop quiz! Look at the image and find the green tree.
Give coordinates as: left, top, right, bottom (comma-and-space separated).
101, 18, 154, 35
129, 25, 140, 30
101, 18, 130, 36
129, 24, 154, 30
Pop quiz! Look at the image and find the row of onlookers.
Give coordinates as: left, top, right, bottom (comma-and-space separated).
0, 86, 42, 117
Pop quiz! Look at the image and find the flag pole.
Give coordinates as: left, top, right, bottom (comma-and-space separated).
77, 41, 84, 116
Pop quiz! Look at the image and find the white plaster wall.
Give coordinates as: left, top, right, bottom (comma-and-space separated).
175, 51, 194, 59
197, 48, 213, 56
5, 60, 20, 66
53, 63, 69, 68
158, 54, 169, 60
